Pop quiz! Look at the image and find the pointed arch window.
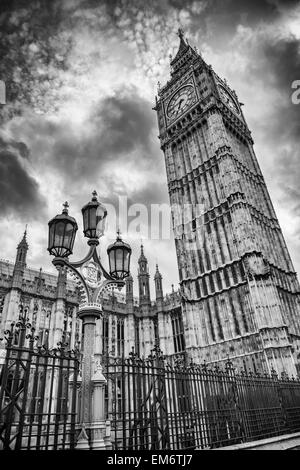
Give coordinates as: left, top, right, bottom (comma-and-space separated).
117, 317, 124, 357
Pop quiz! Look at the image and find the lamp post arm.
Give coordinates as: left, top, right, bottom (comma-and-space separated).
68, 244, 113, 282
91, 245, 112, 281
53, 257, 90, 306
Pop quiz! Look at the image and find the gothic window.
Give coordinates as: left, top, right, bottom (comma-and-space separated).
38, 307, 50, 346
239, 261, 246, 279
202, 277, 208, 296
206, 302, 216, 342
232, 265, 238, 284
135, 320, 140, 356
63, 305, 73, 345
153, 319, 159, 345
209, 274, 215, 293
171, 311, 185, 353
117, 317, 124, 357
39, 309, 46, 329
177, 377, 190, 413
229, 292, 241, 336
214, 298, 224, 340
216, 271, 222, 290
252, 357, 257, 374
220, 298, 230, 338
102, 316, 109, 355
195, 280, 200, 298
211, 248, 217, 265
13, 331, 20, 346
201, 313, 209, 344
32, 302, 38, 325
42, 329, 49, 348
116, 379, 122, 418
0, 294, 5, 322
224, 269, 230, 287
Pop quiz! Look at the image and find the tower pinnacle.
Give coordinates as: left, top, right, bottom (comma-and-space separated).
177, 27, 185, 40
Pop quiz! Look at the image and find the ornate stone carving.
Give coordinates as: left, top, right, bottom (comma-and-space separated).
81, 261, 102, 289
243, 254, 270, 279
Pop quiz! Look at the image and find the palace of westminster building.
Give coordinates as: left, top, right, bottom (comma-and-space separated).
1, 31, 300, 377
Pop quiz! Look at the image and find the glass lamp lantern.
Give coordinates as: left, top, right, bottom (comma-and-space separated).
107, 232, 132, 280
81, 190, 107, 239
48, 202, 78, 258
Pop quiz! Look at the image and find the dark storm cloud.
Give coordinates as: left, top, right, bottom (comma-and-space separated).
254, 36, 300, 189
0, 0, 73, 120
0, 137, 29, 159
52, 88, 157, 180
11, 87, 158, 188
93, 91, 156, 156
0, 149, 46, 219
241, 30, 300, 249
262, 37, 300, 96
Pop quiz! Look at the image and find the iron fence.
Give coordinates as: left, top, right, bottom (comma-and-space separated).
102, 347, 300, 450
0, 309, 80, 450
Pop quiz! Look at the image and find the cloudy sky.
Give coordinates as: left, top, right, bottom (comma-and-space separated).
0, 0, 300, 297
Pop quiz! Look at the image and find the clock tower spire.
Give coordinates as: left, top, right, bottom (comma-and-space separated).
154, 31, 300, 376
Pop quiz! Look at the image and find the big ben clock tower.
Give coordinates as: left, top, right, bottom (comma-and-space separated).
154, 29, 300, 375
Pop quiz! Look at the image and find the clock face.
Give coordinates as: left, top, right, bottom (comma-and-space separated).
218, 85, 240, 114
167, 86, 195, 119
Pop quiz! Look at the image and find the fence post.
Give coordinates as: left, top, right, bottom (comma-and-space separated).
90, 360, 109, 450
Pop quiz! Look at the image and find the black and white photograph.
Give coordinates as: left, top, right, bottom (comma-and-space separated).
0, 0, 300, 455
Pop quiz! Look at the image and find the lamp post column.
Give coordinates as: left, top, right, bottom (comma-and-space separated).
79, 310, 101, 423
75, 308, 101, 449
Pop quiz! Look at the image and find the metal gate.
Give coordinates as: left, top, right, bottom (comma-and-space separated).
103, 347, 170, 450
0, 311, 80, 450
103, 347, 300, 450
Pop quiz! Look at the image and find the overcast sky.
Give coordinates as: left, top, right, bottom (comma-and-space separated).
0, 0, 299, 297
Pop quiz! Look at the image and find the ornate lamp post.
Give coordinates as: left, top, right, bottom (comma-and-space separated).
48, 191, 131, 449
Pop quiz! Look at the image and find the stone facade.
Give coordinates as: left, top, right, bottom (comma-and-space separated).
154, 31, 300, 375
0, 232, 184, 363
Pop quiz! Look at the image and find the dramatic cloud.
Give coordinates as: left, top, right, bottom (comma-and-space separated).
0, 147, 45, 220
0, 0, 300, 294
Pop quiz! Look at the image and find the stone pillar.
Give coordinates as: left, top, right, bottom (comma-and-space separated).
125, 313, 135, 355
4, 289, 21, 328
90, 361, 109, 450
75, 308, 101, 450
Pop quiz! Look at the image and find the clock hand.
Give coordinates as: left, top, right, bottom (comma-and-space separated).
176, 99, 184, 113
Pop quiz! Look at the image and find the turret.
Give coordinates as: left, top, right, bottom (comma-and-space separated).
125, 273, 134, 313
154, 264, 163, 301
138, 244, 151, 313
12, 228, 28, 289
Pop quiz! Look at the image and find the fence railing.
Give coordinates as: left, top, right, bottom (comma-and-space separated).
102, 348, 300, 450
0, 309, 80, 450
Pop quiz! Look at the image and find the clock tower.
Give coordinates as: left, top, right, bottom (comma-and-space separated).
154, 29, 300, 375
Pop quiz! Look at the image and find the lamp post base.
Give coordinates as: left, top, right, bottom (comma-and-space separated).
75, 425, 90, 450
